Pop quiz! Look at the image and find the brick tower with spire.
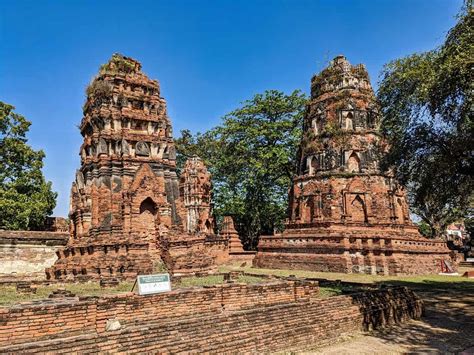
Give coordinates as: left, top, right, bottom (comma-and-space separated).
47, 54, 229, 280
254, 56, 453, 275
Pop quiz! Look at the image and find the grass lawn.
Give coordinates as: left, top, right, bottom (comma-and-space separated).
1, 264, 472, 307
0, 282, 134, 307
0, 273, 277, 306
175, 273, 265, 288
219, 263, 474, 292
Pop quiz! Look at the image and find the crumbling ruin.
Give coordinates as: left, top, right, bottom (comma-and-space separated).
221, 216, 244, 253
254, 56, 454, 275
179, 156, 214, 234
46, 54, 242, 281
0, 277, 423, 353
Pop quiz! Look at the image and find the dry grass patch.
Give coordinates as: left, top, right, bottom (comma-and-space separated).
0, 282, 134, 307
219, 263, 474, 293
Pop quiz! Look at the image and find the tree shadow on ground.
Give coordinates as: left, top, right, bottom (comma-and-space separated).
369, 279, 474, 353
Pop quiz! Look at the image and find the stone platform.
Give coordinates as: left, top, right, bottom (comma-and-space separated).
255, 227, 451, 275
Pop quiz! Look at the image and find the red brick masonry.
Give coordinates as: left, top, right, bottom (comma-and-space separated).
254, 55, 453, 275
0, 279, 423, 353
0, 231, 69, 245
47, 54, 236, 280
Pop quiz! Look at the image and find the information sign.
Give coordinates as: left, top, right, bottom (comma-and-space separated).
137, 273, 171, 295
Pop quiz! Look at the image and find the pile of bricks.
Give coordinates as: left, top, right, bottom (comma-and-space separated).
48, 288, 76, 298
100, 278, 120, 288
15, 282, 37, 294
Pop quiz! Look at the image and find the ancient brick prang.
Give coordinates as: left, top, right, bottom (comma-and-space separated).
46, 54, 228, 281
254, 55, 454, 275
70, 54, 180, 242
179, 156, 214, 234
222, 216, 244, 253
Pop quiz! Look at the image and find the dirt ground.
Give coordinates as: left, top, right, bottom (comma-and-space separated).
306, 279, 474, 354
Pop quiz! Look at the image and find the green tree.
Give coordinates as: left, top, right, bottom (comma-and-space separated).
417, 220, 433, 238
174, 129, 220, 174
175, 90, 307, 249
0, 102, 57, 230
377, 6, 473, 238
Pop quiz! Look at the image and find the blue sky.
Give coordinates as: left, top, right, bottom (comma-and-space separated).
0, 0, 462, 216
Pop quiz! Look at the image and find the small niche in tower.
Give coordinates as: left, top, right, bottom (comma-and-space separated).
347, 152, 361, 173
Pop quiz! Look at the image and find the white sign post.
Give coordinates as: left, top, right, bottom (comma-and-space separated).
136, 273, 171, 295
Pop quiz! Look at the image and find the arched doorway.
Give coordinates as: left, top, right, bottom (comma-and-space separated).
137, 197, 158, 238
204, 219, 212, 233
351, 195, 368, 223
310, 157, 318, 175
305, 197, 315, 222
346, 112, 354, 130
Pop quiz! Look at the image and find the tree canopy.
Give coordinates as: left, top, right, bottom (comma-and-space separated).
377, 6, 473, 237
0, 101, 57, 230
175, 90, 307, 248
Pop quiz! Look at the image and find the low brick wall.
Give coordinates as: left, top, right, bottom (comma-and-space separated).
0, 231, 68, 280
229, 250, 256, 263
0, 280, 423, 353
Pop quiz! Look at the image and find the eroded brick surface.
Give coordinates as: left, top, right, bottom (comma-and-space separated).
0, 231, 68, 280
179, 156, 214, 234
254, 56, 453, 275
46, 54, 228, 281
0, 280, 423, 353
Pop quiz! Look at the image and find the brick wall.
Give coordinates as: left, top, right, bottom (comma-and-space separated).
0, 280, 422, 353
0, 231, 68, 280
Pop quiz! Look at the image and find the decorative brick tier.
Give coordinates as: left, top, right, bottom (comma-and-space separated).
0, 279, 423, 353
255, 231, 450, 275
254, 55, 453, 275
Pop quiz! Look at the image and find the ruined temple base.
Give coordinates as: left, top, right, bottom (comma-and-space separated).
45, 242, 156, 281
254, 250, 452, 275
161, 234, 229, 276
254, 225, 455, 276
46, 234, 230, 281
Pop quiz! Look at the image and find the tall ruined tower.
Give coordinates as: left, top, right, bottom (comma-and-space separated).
254, 56, 452, 275
47, 54, 229, 280
290, 55, 404, 227
70, 54, 181, 243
